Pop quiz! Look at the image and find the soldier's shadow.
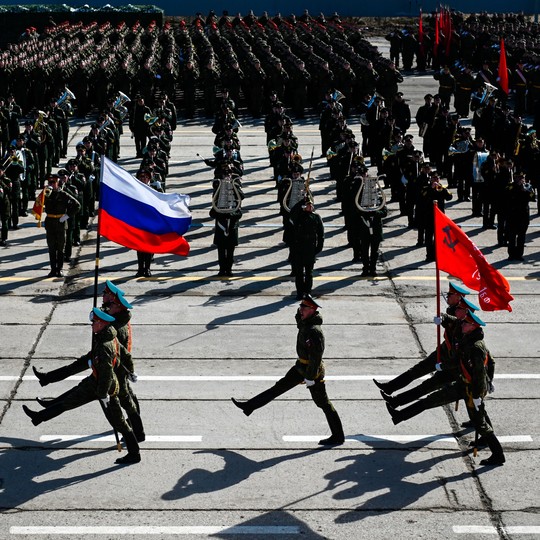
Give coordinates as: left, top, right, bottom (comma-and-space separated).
328, 435, 471, 523
161, 448, 324, 500
0, 434, 120, 508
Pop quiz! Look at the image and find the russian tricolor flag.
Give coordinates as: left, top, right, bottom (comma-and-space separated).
99, 157, 191, 256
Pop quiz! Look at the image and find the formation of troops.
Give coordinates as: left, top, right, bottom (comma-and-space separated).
7, 9, 539, 467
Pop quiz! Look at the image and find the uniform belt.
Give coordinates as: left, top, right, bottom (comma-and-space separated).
297, 357, 309, 365
46, 213, 64, 218
533, 85, 540, 89
514, 83, 526, 86
459, 87, 471, 91
440, 85, 453, 89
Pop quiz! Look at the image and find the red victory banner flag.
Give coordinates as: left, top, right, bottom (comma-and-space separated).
498, 38, 509, 95
434, 206, 513, 311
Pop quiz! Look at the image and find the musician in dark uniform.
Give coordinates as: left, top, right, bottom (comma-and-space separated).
232, 294, 345, 447
129, 96, 151, 158
506, 172, 536, 261
209, 169, 244, 276
289, 195, 324, 299
454, 65, 475, 118
417, 171, 453, 261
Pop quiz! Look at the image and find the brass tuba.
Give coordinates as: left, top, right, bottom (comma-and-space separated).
212, 175, 242, 214
113, 91, 131, 120
355, 175, 387, 212
57, 87, 76, 115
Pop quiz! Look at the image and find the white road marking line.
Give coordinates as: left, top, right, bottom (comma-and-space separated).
9, 525, 300, 535
39, 435, 202, 443
454, 525, 540, 534
11, 374, 540, 382
283, 435, 533, 443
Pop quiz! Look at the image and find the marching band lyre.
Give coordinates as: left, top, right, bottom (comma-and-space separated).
355, 175, 387, 212
212, 175, 242, 214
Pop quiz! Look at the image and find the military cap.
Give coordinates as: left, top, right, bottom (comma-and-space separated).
462, 309, 485, 327
421, 161, 432, 168
424, 93, 434, 99
24, 120, 33, 126
300, 293, 321, 309
67, 159, 78, 167
457, 296, 480, 312
448, 281, 471, 296
91, 307, 115, 323
57, 168, 69, 176
404, 134, 414, 140
395, 91, 404, 97
104, 279, 125, 297
291, 163, 304, 173
137, 168, 152, 178
112, 291, 133, 310
76, 142, 85, 149
82, 136, 92, 143
46, 173, 59, 183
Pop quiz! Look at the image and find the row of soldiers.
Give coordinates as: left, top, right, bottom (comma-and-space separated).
375, 281, 506, 467
1, 13, 401, 120
25, 281, 144, 465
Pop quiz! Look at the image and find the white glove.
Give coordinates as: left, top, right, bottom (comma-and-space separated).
488, 381, 495, 394
304, 379, 315, 387
435, 363, 442, 371
433, 316, 442, 325
128, 372, 138, 383
99, 397, 109, 407
59, 214, 69, 223
472, 397, 482, 411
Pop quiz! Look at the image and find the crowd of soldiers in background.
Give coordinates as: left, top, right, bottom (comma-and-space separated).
0, 9, 538, 265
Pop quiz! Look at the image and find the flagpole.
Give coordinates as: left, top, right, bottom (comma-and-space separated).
93, 155, 121, 452
433, 201, 441, 364
93, 155, 105, 309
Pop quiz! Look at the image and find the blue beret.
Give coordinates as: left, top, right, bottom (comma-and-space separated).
464, 309, 485, 327
458, 296, 480, 312
92, 307, 115, 323
448, 281, 471, 296
105, 280, 125, 297
114, 293, 133, 310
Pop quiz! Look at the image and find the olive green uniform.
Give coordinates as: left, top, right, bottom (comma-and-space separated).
232, 310, 344, 443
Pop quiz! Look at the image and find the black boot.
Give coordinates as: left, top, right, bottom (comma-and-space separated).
115, 430, 141, 465
373, 370, 416, 394
231, 397, 253, 417
35, 364, 74, 386
36, 388, 74, 408
23, 402, 65, 426
127, 413, 146, 442
33, 366, 50, 387
386, 400, 427, 425
380, 390, 397, 408
319, 408, 345, 446
479, 433, 505, 466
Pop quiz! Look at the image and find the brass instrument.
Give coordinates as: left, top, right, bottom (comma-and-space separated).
57, 87, 76, 115
113, 91, 131, 120
1, 151, 23, 170
473, 151, 489, 183
355, 175, 387, 212
448, 139, 470, 155
212, 175, 242, 214
144, 113, 159, 126
471, 82, 497, 116
33, 110, 48, 137
98, 117, 112, 134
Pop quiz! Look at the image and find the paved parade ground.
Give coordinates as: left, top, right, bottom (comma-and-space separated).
1, 42, 540, 539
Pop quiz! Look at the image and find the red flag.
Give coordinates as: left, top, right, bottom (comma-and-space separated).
498, 38, 509, 95
433, 13, 439, 57
418, 9, 424, 57
434, 206, 513, 311
445, 9, 452, 57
